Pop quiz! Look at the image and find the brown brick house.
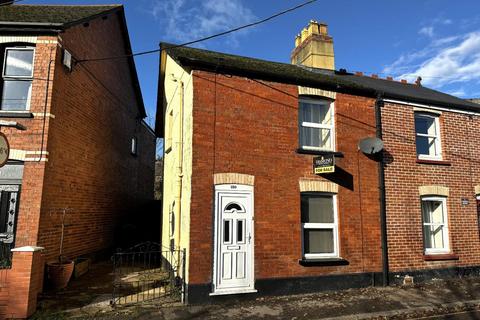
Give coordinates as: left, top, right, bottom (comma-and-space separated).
0, 4, 155, 318
156, 21, 480, 303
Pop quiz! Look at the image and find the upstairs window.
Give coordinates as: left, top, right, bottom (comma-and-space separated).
1, 47, 34, 111
299, 98, 334, 151
421, 196, 449, 254
301, 193, 339, 259
415, 112, 441, 160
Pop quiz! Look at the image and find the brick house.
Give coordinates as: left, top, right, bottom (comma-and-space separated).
156, 21, 480, 303
0, 4, 155, 318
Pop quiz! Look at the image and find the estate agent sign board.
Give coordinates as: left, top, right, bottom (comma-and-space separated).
313, 154, 335, 174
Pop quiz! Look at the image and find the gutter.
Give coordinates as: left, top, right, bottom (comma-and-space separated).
375, 93, 389, 286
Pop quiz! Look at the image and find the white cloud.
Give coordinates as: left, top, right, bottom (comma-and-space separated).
384, 31, 480, 97
150, 0, 256, 46
419, 26, 434, 37
397, 32, 480, 88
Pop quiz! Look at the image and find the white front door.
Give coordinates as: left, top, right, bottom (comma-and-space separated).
212, 184, 255, 295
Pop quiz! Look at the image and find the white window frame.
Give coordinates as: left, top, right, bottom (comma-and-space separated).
301, 193, 339, 259
421, 196, 450, 254
1, 47, 35, 111
299, 98, 335, 152
415, 112, 442, 160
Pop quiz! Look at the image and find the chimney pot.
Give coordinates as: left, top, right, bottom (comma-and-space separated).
415, 76, 422, 86
355, 71, 364, 76
301, 28, 309, 42
295, 34, 301, 47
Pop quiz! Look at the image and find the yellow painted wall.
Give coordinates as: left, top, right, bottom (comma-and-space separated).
161, 55, 193, 283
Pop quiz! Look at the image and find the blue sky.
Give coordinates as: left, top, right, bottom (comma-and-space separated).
21, 0, 480, 127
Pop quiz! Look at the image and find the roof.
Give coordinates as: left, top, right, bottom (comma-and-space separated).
159, 43, 480, 113
0, 5, 121, 30
0, 4, 146, 118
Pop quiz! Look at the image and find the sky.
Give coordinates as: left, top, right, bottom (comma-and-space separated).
19, 0, 480, 129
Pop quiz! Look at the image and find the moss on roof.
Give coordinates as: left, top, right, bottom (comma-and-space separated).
0, 5, 121, 26
163, 43, 480, 112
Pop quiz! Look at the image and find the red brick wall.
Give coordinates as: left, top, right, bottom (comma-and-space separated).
188, 71, 382, 285
0, 36, 58, 247
36, 13, 155, 261
0, 250, 45, 319
382, 101, 480, 271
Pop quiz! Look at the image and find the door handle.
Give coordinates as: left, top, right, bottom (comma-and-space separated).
248, 233, 252, 244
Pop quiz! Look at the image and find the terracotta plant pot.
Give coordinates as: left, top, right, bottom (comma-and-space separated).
47, 260, 74, 290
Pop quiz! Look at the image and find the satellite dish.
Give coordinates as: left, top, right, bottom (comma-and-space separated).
359, 137, 384, 154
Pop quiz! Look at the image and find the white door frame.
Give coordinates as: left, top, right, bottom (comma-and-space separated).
211, 184, 256, 295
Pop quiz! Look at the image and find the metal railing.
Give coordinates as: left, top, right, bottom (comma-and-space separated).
111, 242, 185, 306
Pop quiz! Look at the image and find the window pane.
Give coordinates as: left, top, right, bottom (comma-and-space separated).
299, 127, 331, 149
304, 229, 334, 254
415, 115, 434, 135
422, 200, 444, 224
302, 195, 334, 223
300, 102, 331, 125
4, 49, 34, 77
416, 136, 437, 156
423, 225, 444, 249
1, 80, 31, 110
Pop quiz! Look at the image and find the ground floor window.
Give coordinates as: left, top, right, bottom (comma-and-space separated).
301, 193, 338, 259
421, 196, 449, 254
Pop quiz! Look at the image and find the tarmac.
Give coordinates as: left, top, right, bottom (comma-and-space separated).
33, 263, 480, 319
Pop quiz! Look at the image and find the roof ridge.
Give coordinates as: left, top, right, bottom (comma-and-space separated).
12, 4, 122, 7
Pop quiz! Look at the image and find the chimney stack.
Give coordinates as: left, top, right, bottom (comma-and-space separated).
291, 20, 335, 70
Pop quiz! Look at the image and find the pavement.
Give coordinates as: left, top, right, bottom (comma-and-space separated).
32, 264, 480, 319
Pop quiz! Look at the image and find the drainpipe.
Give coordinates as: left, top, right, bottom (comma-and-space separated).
375, 93, 389, 286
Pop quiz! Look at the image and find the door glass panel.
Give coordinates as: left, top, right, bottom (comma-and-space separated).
304, 229, 334, 254
223, 219, 231, 244
237, 220, 245, 243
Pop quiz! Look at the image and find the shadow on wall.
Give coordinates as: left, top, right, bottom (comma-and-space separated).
115, 200, 162, 250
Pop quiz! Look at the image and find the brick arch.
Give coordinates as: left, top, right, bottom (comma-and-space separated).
299, 179, 338, 193
418, 185, 449, 197
213, 173, 254, 186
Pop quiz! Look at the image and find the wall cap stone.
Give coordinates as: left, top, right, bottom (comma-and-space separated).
299, 179, 339, 193
419, 186, 449, 197
475, 185, 480, 196
11, 246, 44, 252
214, 173, 254, 186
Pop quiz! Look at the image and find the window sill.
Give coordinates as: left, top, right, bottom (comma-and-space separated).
423, 253, 459, 261
299, 258, 349, 266
296, 148, 344, 158
0, 111, 33, 119
416, 159, 451, 166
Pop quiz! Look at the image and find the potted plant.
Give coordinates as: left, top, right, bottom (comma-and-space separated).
46, 208, 74, 289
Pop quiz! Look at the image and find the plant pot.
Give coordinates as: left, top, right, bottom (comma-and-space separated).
73, 258, 90, 279
47, 260, 74, 290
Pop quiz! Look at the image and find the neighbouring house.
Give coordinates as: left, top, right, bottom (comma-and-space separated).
156, 20, 480, 304
0, 4, 155, 318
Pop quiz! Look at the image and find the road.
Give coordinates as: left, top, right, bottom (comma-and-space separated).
419, 310, 480, 319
